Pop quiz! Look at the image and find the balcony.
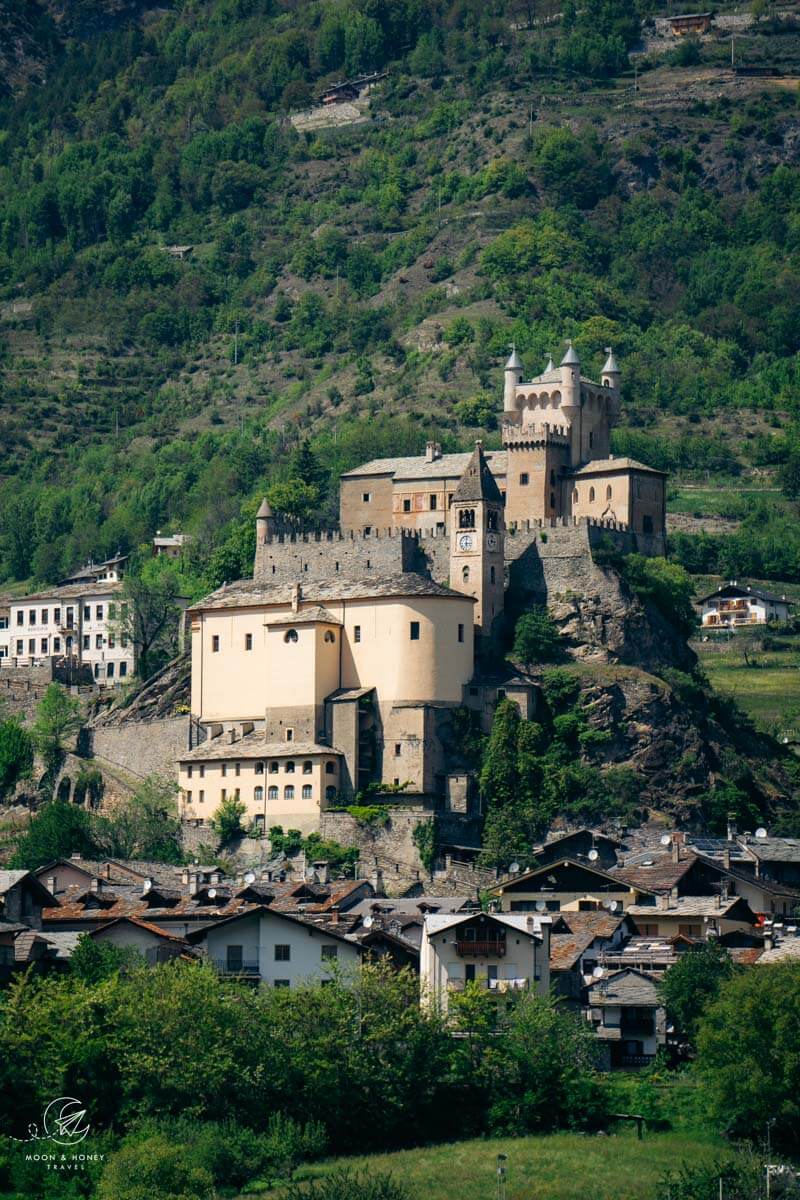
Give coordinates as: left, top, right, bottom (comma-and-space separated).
619, 1054, 655, 1068
620, 1020, 655, 1037
214, 959, 260, 977
447, 977, 529, 993
455, 939, 507, 957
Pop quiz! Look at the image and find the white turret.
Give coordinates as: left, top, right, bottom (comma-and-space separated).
504, 348, 524, 414
601, 347, 621, 420
560, 341, 582, 465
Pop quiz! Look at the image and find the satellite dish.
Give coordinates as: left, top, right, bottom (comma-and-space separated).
660, 834, 672, 846
142, 879, 152, 893
363, 916, 374, 928
207, 888, 217, 899
588, 849, 599, 862
609, 900, 619, 912
509, 862, 520, 875
592, 965, 604, 978
535, 900, 546, 912
244, 871, 256, 883
755, 828, 768, 840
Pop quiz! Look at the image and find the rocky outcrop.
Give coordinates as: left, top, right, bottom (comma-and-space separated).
89, 656, 190, 727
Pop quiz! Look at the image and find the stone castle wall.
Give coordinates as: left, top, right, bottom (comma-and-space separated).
320, 807, 433, 892
89, 717, 190, 781
253, 527, 420, 583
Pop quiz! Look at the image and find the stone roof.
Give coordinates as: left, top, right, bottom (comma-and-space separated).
348, 896, 477, 920
179, 733, 341, 763
611, 856, 696, 893
549, 912, 627, 971
340, 450, 507, 481
11, 580, 123, 604
571, 457, 667, 477
190, 574, 474, 612
627, 896, 751, 919
0, 871, 30, 895
587, 967, 659, 1006
452, 443, 503, 504
755, 937, 800, 964
263, 606, 342, 627
743, 837, 800, 863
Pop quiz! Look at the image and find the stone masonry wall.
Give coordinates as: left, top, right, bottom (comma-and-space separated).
89, 717, 190, 781
320, 807, 433, 893
253, 528, 419, 583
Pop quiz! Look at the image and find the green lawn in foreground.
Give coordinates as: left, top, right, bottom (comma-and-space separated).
247, 1131, 728, 1200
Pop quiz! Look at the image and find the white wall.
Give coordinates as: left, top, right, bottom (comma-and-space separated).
199, 910, 361, 985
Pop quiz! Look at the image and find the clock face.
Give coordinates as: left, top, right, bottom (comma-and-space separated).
486, 532, 498, 551
458, 533, 474, 552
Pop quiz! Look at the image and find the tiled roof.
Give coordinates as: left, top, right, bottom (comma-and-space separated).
340, 451, 507, 481
190, 574, 473, 612
698, 585, 791, 606
263, 606, 342, 627
178, 734, 341, 763
729, 947, 764, 965
611, 856, 695, 892
572, 457, 666, 476
755, 938, 800, 964
11, 580, 123, 603
627, 896, 750, 918
743, 837, 800, 863
549, 911, 627, 971
93, 916, 190, 944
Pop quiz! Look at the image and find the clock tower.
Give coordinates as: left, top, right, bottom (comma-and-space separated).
450, 440, 505, 643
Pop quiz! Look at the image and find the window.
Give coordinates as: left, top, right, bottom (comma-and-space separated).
274, 979, 290, 988
354, 625, 361, 643
108, 634, 115, 649
589, 486, 595, 502
394, 743, 401, 756
188, 765, 193, 780
298, 761, 311, 776
324, 630, 335, 643
234, 762, 241, 776
490, 566, 496, 583
325, 761, 336, 775
119, 662, 127, 678
199, 765, 205, 778
275, 945, 291, 961
458, 624, 464, 643
363, 526, 371, 535
269, 762, 279, 773
410, 621, 420, 640
255, 761, 264, 775
679, 923, 702, 938
284, 785, 295, 800
362, 492, 371, 503
39, 638, 47, 653
403, 498, 412, 513
95, 634, 103, 649
93, 664, 100, 678
462, 565, 470, 583
285, 761, 295, 774
606, 485, 613, 500
268, 786, 278, 801
185, 790, 192, 804
53, 638, 61, 652
302, 784, 312, 800
285, 729, 293, 742
550, 470, 556, 486
66, 607, 74, 627
107, 662, 114, 678
245, 633, 253, 651
284, 629, 298, 643
459, 508, 475, 529
221, 788, 227, 800
221, 764, 227, 777
96, 606, 103, 620
642, 515, 654, 534
29, 610, 35, 625
41, 610, 48, 624
199, 790, 204, 803
519, 472, 529, 485
429, 495, 437, 510
83, 606, 90, 620
572, 488, 578, 504
212, 635, 220, 652
326, 785, 337, 801
16, 640, 23, 655
16, 612, 23, 626
254, 786, 264, 803
321, 945, 338, 961
226, 945, 243, 972
28, 639, 35, 653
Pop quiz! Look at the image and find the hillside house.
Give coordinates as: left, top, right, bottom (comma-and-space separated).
699, 583, 792, 629
585, 968, 666, 1069
0, 871, 56, 931
669, 12, 712, 36
549, 910, 635, 1003
420, 910, 551, 1015
625, 894, 756, 940
88, 917, 192, 965
490, 858, 648, 914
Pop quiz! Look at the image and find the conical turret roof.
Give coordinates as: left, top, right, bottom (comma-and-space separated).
560, 341, 580, 367
544, 355, 555, 372
452, 441, 503, 504
602, 348, 620, 375
505, 349, 524, 371
257, 498, 273, 518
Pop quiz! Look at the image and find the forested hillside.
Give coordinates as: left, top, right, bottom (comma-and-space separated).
2, 0, 800, 591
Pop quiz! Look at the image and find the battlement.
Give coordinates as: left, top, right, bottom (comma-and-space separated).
259, 525, 419, 547
506, 515, 630, 536
502, 420, 571, 447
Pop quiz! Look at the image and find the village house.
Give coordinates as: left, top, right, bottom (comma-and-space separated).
548, 910, 636, 1004
699, 582, 792, 629
153, 532, 191, 559
0, 870, 56, 931
490, 858, 650, 914
420, 910, 551, 1015
585, 968, 666, 1069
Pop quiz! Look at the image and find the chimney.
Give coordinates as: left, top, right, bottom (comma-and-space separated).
370, 867, 385, 896
657, 894, 668, 911
330, 903, 340, 924
723, 848, 731, 870
90, 877, 99, 893
227, 727, 237, 745
210, 871, 221, 885
764, 931, 774, 951
46, 877, 56, 894
671, 840, 680, 864
314, 861, 330, 884
670, 886, 679, 903
189, 872, 199, 895
71, 853, 82, 861
727, 815, 738, 842
291, 582, 301, 613
104, 863, 112, 880
181, 868, 190, 886
425, 441, 441, 463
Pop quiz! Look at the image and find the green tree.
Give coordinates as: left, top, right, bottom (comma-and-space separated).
697, 962, 800, 1148
513, 607, 563, 665
622, 554, 697, 637
266, 478, 320, 521
8, 799, 100, 869
30, 683, 82, 778
70, 935, 142, 984
99, 774, 182, 863
658, 941, 738, 1048
98, 1134, 214, 1200
0, 719, 34, 797
212, 794, 247, 845
118, 558, 184, 681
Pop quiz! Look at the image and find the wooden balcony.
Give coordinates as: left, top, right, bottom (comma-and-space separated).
455, 939, 506, 957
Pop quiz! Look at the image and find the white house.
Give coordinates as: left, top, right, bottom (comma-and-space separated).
699, 583, 792, 629
420, 910, 551, 1015
187, 905, 362, 985
584, 967, 666, 1069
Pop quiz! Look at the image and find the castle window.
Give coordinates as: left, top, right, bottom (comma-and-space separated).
458, 624, 464, 643
326, 786, 337, 802
326, 761, 336, 774
284, 785, 295, 800
354, 625, 361, 643
459, 509, 475, 529
462, 565, 470, 583
269, 762, 279, 773
589, 487, 595, 502
606, 485, 612, 500
572, 489, 578, 504
362, 492, 371, 502
254, 786, 264, 803
403, 499, 412, 513
285, 761, 295, 774
487, 510, 498, 530
284, 629, 298, 643
245, 633, 253, 651
285, 729, 294, 742
324, 630, 335, 643
643, 515, 654, 534
367, 559, 371, 568
268, 786, 278, 801
430, 495, 437, 510
212, 636, 220, 652
589, 432, 594, 449
448, 493, 454, 506
490, 566, 496, 583
302, 784, 312, 800
303, 760, 313, 774
364, 526, 372, 535
410, 621, 420, 641
550, 492, 555, 509
394, 743, 402, 756
255, 762, 264, 774
519, 473, 529, 485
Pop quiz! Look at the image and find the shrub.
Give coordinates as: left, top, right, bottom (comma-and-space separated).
285, 1168, 412, 1200
97, 1133, 214, 1200
0, 720, 33, 797
513, 607, 563, 665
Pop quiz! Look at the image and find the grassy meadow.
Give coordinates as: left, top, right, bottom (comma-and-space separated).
695, 632, 800, 730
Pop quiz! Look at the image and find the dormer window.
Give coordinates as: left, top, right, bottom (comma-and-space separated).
284, 629, 298, 643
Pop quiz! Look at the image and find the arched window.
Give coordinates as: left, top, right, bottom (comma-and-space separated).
572, 488, 579, 504
458, 509, 475, 529
487, 510, 498, 531
269, 761, 279, 773
302, 784, 313, 800
302, 760, 313, 774
606, 485, 612, 500
589, 487, 595, 502
284, 629, 298, 643
268, 786, 278, 801
490, 566, 496, 583
462, 565, 470, 583
325, 761, 336, 775
284, 785, 295, 800
325, 785, 337, 801
324, 630, 336, 643
550, 492, 555, 509
254, 786, 264, 803
255, 761, 264, 775
285, 761, 295, 774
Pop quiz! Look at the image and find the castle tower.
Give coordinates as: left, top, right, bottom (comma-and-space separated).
560, 341, 582, 467
601, 347, 621, 421
504, 348, 524, 415
449, 441, 505, 642
256, 497, 275, 545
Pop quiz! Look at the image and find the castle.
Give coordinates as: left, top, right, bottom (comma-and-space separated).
177, 346, 666, 833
